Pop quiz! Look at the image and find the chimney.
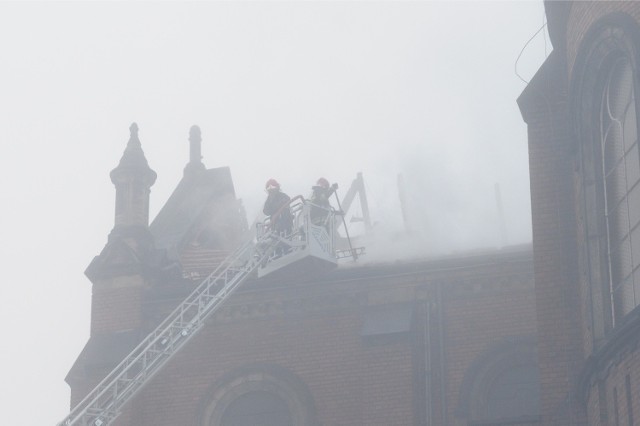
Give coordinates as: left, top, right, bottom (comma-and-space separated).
184, 124, 206, 177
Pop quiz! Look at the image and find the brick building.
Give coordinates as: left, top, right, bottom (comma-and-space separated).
63, 2, 640, 426
65, 123, 539, 425
519, 2, 640, 425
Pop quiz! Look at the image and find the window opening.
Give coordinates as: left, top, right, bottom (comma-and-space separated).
220, 391, 293, 426
484, 365, 539, 420
600, 55, 640, 324
626, 375, 633, 426
614, 386, 620, 426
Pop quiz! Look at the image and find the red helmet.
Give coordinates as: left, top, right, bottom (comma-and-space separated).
265, 178, 280, 190
316, 177, 330, 189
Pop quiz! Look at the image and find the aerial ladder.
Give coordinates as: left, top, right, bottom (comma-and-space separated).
58, 196, 363, 426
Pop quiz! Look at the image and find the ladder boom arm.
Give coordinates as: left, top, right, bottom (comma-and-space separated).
58, 234, 278, 426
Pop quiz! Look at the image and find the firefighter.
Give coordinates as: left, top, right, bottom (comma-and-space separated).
263, 178, 293, 237
310, 177, 338, 228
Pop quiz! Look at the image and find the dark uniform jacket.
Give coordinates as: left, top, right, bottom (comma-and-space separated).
263, 191, 293, 234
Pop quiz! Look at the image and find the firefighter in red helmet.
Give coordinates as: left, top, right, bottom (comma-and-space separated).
310, 177, 338, 228
263, 178, 293, 238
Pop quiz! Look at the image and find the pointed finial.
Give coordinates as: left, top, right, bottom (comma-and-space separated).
115, 122, 149, 169
127, 122, 140, 147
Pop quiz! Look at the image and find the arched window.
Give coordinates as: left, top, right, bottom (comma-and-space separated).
457, 338, 540, 425
484, 365, 540, 420
600, 54, 640, 323
574, 16, 640, 334
200, 365, 317, 426
220, 391, 293, 426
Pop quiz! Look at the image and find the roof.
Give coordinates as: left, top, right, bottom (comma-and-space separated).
150, 166, 238, 253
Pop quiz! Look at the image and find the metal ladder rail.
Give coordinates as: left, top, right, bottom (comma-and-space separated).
59, 236, 271, 426
58, 233, 279, 426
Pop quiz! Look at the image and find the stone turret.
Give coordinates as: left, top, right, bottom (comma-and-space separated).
72, 124, 163, 407
110, 122, 157, 229
84, 123, 160, 333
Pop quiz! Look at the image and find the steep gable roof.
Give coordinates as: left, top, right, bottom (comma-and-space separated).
150, 166, 239, 253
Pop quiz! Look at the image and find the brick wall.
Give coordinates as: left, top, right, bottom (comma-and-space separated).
71, 158, 536, 426
443, 272, 538, 424
81, 249, 536, 426
130, 281, 416, 426
525, 3, 640, 426
519, 45, 586, 425
90, 276, 146, 334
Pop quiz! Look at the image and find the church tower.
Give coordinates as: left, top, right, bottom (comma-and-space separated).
67, 124, 160, 409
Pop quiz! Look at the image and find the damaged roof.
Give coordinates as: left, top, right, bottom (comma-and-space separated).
150, 166, 237, 252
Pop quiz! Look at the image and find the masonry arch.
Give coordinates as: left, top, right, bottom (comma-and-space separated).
456, 337, 540, 425
199, 364, 319, 426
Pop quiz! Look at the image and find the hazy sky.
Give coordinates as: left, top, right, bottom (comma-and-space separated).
0, 1, 548, 424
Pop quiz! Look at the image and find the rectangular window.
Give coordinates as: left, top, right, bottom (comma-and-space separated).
599, 380, 609, 423
626, 375, 633, 426
615, 386, 620, 426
